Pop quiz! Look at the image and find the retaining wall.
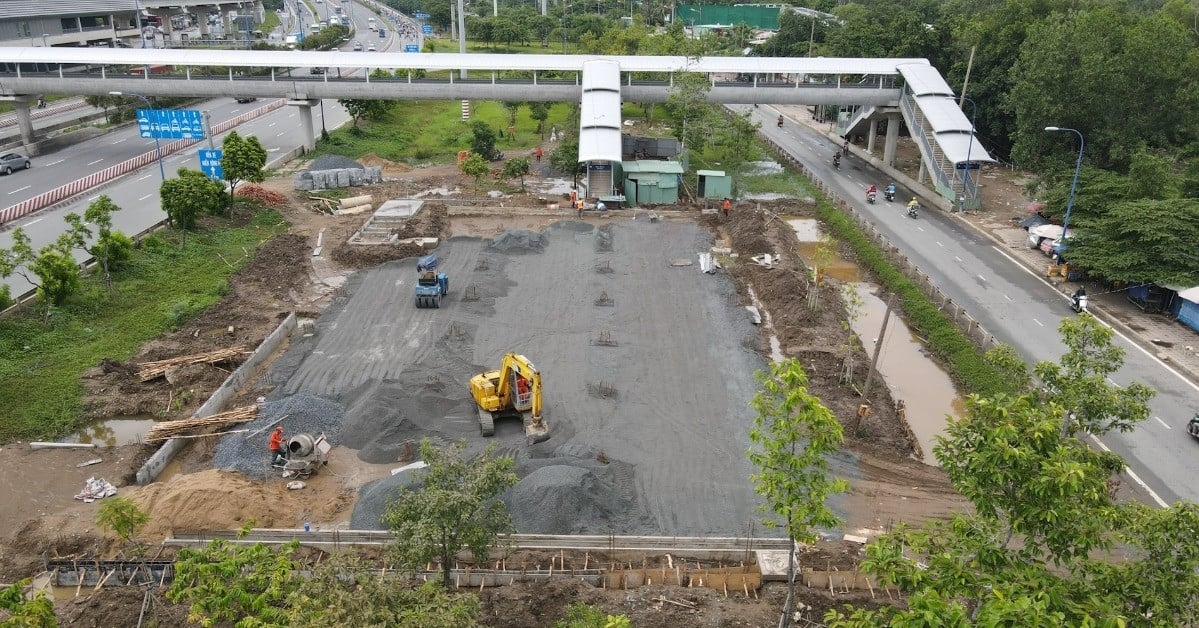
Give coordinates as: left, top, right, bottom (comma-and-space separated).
135, 312, 298, 485
293, 166, 383, 191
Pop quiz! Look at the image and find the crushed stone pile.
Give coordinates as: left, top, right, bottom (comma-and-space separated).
504, 465, 624, 535
488, 230, 545, 253
308, 154, 364, 171
213, 394, 344, 478
349, 468, 425, 529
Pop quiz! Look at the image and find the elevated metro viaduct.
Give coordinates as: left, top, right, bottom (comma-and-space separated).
0, 47, 989, 202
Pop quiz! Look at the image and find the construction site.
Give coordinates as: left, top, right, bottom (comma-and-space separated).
0, 158, 977, 625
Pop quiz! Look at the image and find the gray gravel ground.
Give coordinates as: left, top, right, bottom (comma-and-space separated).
213, 394, 344, 479
308, 154, 364, 171
263, 218, 773, 536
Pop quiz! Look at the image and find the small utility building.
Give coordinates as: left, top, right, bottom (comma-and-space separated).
622, 160, 684, 205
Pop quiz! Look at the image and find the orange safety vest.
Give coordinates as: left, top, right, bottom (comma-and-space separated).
269, 430, 284, 452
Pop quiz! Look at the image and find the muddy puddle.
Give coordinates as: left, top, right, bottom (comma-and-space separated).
62, 416, 154, 447
787, 219, 963, 464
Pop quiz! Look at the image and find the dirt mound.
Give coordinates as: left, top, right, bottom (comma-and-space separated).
55, 586, 190, 627
128, 469, 352, 540
358, 152, 413, 175
489, 229, 546, 253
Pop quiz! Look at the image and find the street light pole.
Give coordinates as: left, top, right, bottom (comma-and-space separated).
1044, 126, 1085, 243
111, 91, 166, 181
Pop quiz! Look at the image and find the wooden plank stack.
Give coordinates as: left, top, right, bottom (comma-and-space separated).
137, 347, 248, 382
145, 405, 259, 441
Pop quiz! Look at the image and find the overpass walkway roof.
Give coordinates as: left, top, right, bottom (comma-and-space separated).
897, 63, 992, 165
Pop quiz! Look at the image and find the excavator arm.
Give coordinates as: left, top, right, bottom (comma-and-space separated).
470, 353, 547, 443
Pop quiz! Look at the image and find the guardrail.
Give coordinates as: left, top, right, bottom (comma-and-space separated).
0, 98, 286, 226
0, 97, 89, 129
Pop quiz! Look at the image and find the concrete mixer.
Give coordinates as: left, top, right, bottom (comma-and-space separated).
274, 433, 331, 479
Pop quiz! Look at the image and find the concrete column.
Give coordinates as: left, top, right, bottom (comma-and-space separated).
867, 118, 878, 154
883, 112, 901, 166
917, 157, 927, 184
12, 97, 40, 156
288, 99, 316, 152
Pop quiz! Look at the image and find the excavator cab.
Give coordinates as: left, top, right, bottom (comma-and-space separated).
469, 353, 548, 444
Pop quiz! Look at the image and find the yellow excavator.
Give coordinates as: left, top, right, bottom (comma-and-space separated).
469, 353, 549, 444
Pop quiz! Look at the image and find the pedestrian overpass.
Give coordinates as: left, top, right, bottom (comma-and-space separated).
0, 47, 991, 204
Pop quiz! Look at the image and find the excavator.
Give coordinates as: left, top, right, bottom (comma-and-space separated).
469, 353, 549, 444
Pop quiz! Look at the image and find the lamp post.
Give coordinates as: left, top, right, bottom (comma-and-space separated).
110, 91, 166, 181
1044, 126, 1085, 244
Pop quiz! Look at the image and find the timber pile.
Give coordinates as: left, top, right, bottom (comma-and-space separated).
137, 347, 248, 382
145, 405, 258, 441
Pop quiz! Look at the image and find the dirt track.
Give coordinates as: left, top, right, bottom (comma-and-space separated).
264, 218, 771, 535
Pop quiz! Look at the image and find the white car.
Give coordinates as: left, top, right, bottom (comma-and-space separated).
352, 41, 363, 51
367, 43, 377, 51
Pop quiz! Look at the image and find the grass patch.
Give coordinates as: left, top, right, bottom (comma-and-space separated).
741, 171, 810, 197
261, 9, 281, 33
0, 95, 71, 115
0, 209, 289, 442
316, 100, 574, 164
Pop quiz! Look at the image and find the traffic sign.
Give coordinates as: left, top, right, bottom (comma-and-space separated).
955, 161, 981, 170
422, 24, 432, 34
405, 44, 419, 52
137, 109, 206, 140
414, 11, 429, 19
198, 149, 223, 180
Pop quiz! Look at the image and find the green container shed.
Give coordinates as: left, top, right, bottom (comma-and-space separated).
621, 160, 685, 206
696, 170, 732, 199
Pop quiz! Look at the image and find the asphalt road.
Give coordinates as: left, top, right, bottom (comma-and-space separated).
0, 0, 408, 298
754, 105, 1198, 507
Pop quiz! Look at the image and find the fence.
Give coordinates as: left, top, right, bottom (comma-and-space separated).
761, 133, 1002, 353
0, 97, 89, 129
0, 98, 287, 226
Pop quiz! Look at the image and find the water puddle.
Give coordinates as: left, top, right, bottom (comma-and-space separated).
62, 416, 155, 447
786, 218, 963, 464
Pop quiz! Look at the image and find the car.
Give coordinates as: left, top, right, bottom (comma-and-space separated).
0, 152, 31, 175
367, 43, 377, 51
310, 67, 326, 75
235, 97, 257, 103
352, 41, 362, 51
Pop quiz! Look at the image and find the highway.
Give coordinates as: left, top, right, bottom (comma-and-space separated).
751, 105, 1196, 507
0, 0, 418, 297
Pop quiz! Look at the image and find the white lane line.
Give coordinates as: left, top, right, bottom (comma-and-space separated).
88, 195, 99, 201
1004, 294, 1013, 301
22, 218, 42, 227
1089, 434, 1168, 507
954, 256, 962, 262
87, 159, 104, 166
43, 159, 64, 166
1155, 416, 1170, 429
1032, 319, 1044, 327
1108, 377, 1118, 386
112, 138, 127, 144
7, 185, 30, 194
276, 131, 287, 137
138, 193, 153, 201
936, 241, 944, 247
268, 122, 277, 127
977, 274, 986, 282
137, 174, 152, 181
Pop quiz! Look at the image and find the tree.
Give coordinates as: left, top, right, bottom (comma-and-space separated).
501, 157, 531, 191
168, 536, 300, 626
460, 153, 490, 190
338, 98, 391, 130
1034, 314, 1155, 437
664, 71, 713, 154
0, 579, 54, 627
550, 138, 584, 187
1059, 198, 1199, 286
0, 227, 81, 309
469, 120, 501, 160
383, 439, 517, 589
63, 194, 131, 292
528, 101, 551, 138
747, 359, 848, 627
554, 602, 631, 628
710, 109, 759, 193
95, 496, 149, 547
221, 131, 267, 211
161, 167, 225, 233
285, 551, 481, 627
84, 94, 122, 124
502, 101, 523, 125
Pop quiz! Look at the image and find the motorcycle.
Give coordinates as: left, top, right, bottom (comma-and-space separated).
884, 188, 895, 202
906, 204, 919, 219
867, 191, 877, 204
1070, 291, 1089, 314
832, 155, 841, 169
777, 116, 784, 128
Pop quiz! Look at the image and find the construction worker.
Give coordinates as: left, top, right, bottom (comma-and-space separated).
269, 425, 286, 465
722, 198, 731, 217
533, 146, 543, 163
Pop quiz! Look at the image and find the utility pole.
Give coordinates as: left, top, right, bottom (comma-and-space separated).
861, 293, 895, 401
959, 45, 976, 104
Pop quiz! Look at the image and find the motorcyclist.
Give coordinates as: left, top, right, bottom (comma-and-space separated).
1072, 287, 1088, 312
866, 184, 877, 203
832, 153, 841, 168
885, 183, 897, 201
777, 115, 784, 127
907, 197, 920, 216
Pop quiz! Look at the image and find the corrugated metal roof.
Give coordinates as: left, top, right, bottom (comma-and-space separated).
0, 0, 134, 20
917, 98, 973, 134
0, 47, 931, 76
897, 63, 952, 97
696, 169, 726, 177
623, 160, 684, 174
935, 133, 991, 166
578, 60, 622, 163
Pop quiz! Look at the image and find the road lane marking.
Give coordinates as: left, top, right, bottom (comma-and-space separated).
936, 241, 944, 247
44, 159, 63, 166
977, 274, 986, 282
137, 174, 152, 181
1089, 434, 1168, 507
7, 185, 30, 194
277, 131, 287, 137
954, 256, 962, 262
1033, 319, 1044, 327
22, 218, 42, 227
1004, 294, 1013, 301
1155, 416, 1170, 429
87, 159, 103, 166
112, 138, 127, 144
88, 195, 99, 201
138, 194, 153, 201
1107, 377, 1118, 386
268, 122, 277, 127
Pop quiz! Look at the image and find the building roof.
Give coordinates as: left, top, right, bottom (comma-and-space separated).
0, 0, 134, 20
578, 59, 622, 163
623, 160, 685, 174
696, 169, 726, 177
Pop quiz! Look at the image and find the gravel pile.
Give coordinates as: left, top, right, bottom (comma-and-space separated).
349, 468, 425, 529
308, 154, 364, 171
504, 465, 620, 534
488, 230, 545, 253
213, 394, 344, 478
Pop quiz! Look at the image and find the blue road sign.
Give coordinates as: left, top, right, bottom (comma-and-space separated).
422, 24, 432, 34
405, 44, 419, 52
414, 11, 429, 19
137, 109, 206, 140
955, 161, 981, 170
198, 149, 223, 180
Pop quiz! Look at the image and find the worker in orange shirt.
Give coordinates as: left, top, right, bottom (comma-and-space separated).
533, 146, 543, 163
269, 425, 286, 465
722, 198, 731, 217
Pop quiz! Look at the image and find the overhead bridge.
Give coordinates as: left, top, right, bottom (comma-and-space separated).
0, 48, 990, 205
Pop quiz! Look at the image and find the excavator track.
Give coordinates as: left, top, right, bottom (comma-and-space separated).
478, 408, 495, 436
